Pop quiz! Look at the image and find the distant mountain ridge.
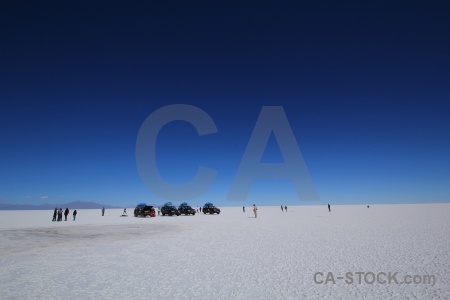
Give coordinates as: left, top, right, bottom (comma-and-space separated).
0, 201, 121, 210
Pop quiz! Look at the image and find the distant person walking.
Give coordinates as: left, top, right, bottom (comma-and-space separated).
281, 205, 284, 212
253, 204, 258, 218
328, 204, 331, 212
243, 206, 245, 213
73, 210, 77, 221
123, 208, 127, 215
102, 207, 105, 216
58, 208, 63, 221
284, 205, 287, 212
158, 207, 161, 216
64, 208, 69, 221
52, 208, 57, 222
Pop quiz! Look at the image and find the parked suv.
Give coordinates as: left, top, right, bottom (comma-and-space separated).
134, 203, 155, 217
203, 202, 221, 214
178, 202, 196, 215
161, 202, 180, 216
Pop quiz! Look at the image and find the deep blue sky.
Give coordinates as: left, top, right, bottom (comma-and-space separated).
1, 1, 449, 207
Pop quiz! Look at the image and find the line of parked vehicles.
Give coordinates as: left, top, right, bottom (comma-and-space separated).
133, 202, 221, 218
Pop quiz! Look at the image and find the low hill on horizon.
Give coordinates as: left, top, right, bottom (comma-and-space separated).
0, 201, 121, 210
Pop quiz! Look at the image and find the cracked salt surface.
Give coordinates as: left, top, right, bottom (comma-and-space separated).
1, 204, 449, 299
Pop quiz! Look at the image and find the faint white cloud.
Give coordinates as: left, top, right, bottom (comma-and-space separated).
40, 196, 49, 200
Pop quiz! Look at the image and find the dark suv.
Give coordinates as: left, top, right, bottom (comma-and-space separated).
161, 202, 180, 216
134, 203, 155, 217
178, 202, 196, 215
203, 202, 221, 214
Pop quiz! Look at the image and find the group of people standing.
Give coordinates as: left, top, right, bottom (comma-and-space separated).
280, 205, 288, 212
52, 207, 77, 221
